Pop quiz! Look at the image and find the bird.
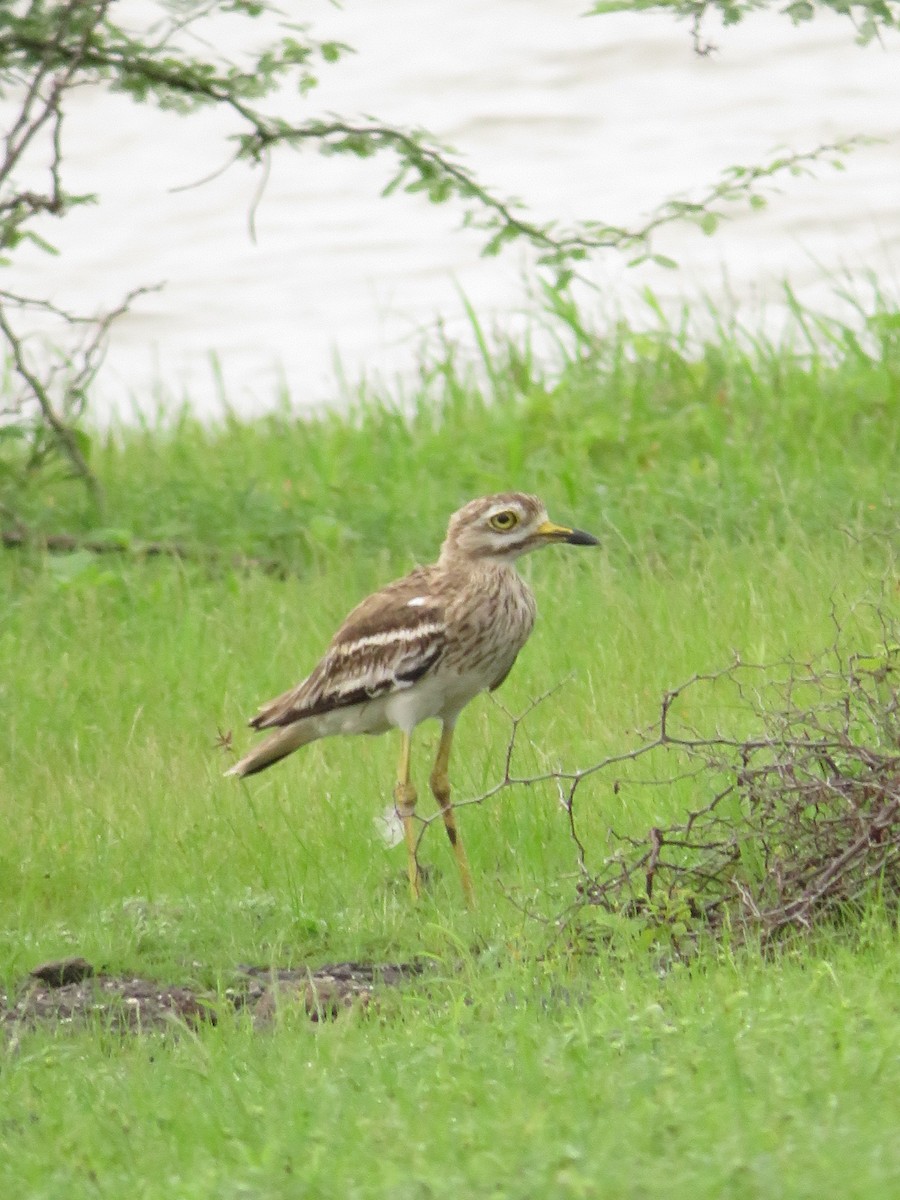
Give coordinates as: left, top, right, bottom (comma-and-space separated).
226, 492, 598, 903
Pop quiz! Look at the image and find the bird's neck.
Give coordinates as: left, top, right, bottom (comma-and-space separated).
436, 547, 521, 576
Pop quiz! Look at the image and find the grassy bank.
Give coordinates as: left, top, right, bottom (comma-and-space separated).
1, 300, 899, 1197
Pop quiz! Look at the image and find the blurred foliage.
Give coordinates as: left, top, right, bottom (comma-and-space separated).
590, 0, 900, 48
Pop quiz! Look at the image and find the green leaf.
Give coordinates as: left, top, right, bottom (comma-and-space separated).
590, 0, 662, 10
320, 42, 346, 64
589, 0, 638, 11
700, 212, 719, 235
784, 0, 815, 23
21, 230, 60, 256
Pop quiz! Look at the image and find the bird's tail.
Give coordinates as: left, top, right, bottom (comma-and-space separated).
224, 721, 317, 779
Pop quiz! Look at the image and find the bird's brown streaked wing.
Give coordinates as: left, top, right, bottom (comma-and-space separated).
249, 680, 311, 730
249, 570, 446, 729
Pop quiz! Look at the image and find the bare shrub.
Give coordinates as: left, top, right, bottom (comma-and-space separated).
452, 606, 899, 946
570, 615, 900, 945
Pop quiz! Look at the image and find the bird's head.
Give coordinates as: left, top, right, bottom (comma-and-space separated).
439, 493, 599, 564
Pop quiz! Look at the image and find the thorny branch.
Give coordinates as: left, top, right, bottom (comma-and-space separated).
440, 611, 900, 946
1, 0, 125, 509
0, 302, 97, 500
4, 3, 867, 272
0, 285, 159, 507
1, 0, 112, 214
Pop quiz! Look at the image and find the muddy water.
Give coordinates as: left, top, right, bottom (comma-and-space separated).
7, 3, 900, 418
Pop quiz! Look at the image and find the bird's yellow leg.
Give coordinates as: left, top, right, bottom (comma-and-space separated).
430, 724, 475, 906
393, 731, 420, 899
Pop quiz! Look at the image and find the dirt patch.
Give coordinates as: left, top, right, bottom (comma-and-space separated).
2, 957, 423, 1036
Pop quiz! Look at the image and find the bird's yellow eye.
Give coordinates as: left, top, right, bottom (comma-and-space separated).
489, 510, 519, 531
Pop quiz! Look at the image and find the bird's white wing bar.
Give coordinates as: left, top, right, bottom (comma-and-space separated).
333, 624, 443, 653
325, 622, 445, 701
251, 618, 446, 728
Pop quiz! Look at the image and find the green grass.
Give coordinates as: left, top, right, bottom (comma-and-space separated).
1, 296, 899, 1197
2, 935, 899, 1199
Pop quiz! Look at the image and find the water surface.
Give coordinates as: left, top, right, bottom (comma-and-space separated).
8, 2, 900, 417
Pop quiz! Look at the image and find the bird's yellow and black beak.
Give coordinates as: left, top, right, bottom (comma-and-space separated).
535, 519, 599, 547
